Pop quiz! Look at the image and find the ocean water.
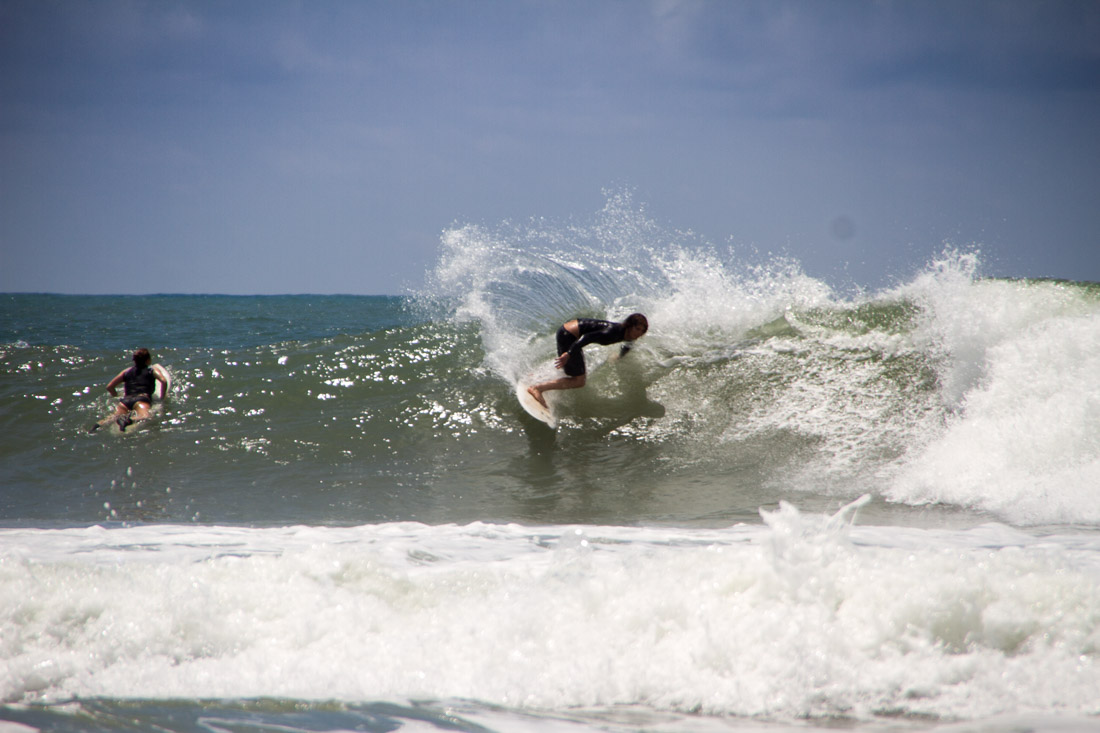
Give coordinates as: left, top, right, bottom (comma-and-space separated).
2, 201, 1099, 731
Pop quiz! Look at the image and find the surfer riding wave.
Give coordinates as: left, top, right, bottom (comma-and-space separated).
527, 313, 648, 408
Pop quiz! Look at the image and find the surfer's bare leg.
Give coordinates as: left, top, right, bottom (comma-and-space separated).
90, 403, 130, 432
528, 375, 585, 408
116, 401, 153, 431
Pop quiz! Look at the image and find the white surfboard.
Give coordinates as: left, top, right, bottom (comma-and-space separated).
151, 363, 171, 401
516, 381, 558, 429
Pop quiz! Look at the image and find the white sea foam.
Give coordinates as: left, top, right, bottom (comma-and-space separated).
2, 503, 1098, 724
889, 252, 1100, 524
896, 252, 1098, 407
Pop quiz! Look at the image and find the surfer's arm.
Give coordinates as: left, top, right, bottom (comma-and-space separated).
105, 370, 127, 397
567, 328, 613, 357
556, 335, 593, 369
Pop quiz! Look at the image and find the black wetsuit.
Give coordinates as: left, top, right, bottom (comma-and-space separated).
556, 319, 630, 377
120, 365, 156, 409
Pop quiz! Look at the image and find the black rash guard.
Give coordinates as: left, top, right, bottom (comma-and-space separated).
556, 319, 630, 377
121, 365, 156, 406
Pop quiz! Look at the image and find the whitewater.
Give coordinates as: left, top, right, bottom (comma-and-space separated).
2, 194, 1099, 731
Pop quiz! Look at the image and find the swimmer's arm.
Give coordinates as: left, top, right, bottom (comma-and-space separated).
558, 322, 620, 367
569, 327, 613, 356
561, 337, 591, 366
607, 344, 632, 364
105, 370, 127, 397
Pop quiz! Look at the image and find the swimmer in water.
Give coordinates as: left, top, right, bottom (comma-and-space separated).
89, 348, 168, 432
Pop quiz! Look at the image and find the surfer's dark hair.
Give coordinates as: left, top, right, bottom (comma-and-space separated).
133, 348, 151, 365
623, 313, 648, 333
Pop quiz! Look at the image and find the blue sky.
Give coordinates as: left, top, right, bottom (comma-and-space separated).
2, 0, 1098, 294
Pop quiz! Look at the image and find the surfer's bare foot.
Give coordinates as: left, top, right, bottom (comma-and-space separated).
527, 386, 547, 409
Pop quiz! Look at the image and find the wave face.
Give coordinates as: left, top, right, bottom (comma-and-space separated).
425, 194, 1100, 529
2, 196, 1099, 529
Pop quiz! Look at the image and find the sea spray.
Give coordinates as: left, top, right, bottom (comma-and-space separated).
426, 191, 838, 382
889, 289, 1100, 524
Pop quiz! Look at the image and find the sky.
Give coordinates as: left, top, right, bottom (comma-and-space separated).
1, 0, 1098, 295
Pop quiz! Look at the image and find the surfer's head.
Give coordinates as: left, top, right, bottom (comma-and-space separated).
623, 313, 648, 340
132, 348, 151, 366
